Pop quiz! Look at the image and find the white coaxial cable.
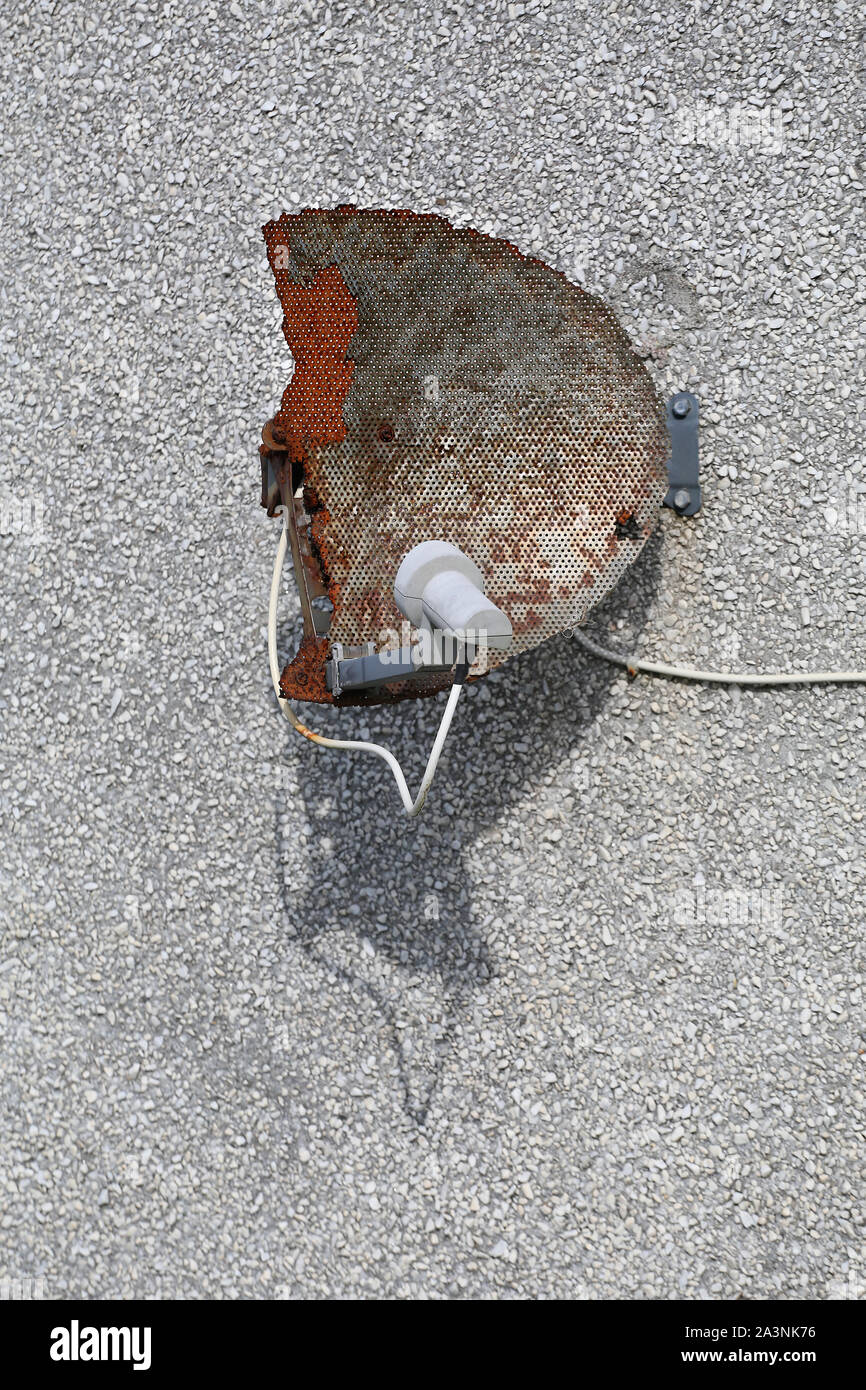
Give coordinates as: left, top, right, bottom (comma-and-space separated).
572, 627, 866, 686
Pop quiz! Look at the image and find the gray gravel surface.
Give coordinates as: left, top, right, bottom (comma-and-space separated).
1, 0, 864, 1299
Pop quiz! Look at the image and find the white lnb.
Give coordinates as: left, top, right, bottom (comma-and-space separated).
393, 541, 513, 650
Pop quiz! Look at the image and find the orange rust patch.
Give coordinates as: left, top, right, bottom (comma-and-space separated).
274, 265, 358, 457
279, 634, 332, 702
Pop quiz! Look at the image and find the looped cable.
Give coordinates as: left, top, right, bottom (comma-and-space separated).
268, 507, 464, 817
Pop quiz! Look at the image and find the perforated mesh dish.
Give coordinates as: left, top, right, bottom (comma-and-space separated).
260, 207, 668, 704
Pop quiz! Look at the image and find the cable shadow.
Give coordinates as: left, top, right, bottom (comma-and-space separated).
274, 529, 663, 1123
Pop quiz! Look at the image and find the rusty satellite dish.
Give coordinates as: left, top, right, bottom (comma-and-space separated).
261, 207, 669, 814
261, 207, 668, 702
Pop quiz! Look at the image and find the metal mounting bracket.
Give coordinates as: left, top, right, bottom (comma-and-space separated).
662, 392, 701, 517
